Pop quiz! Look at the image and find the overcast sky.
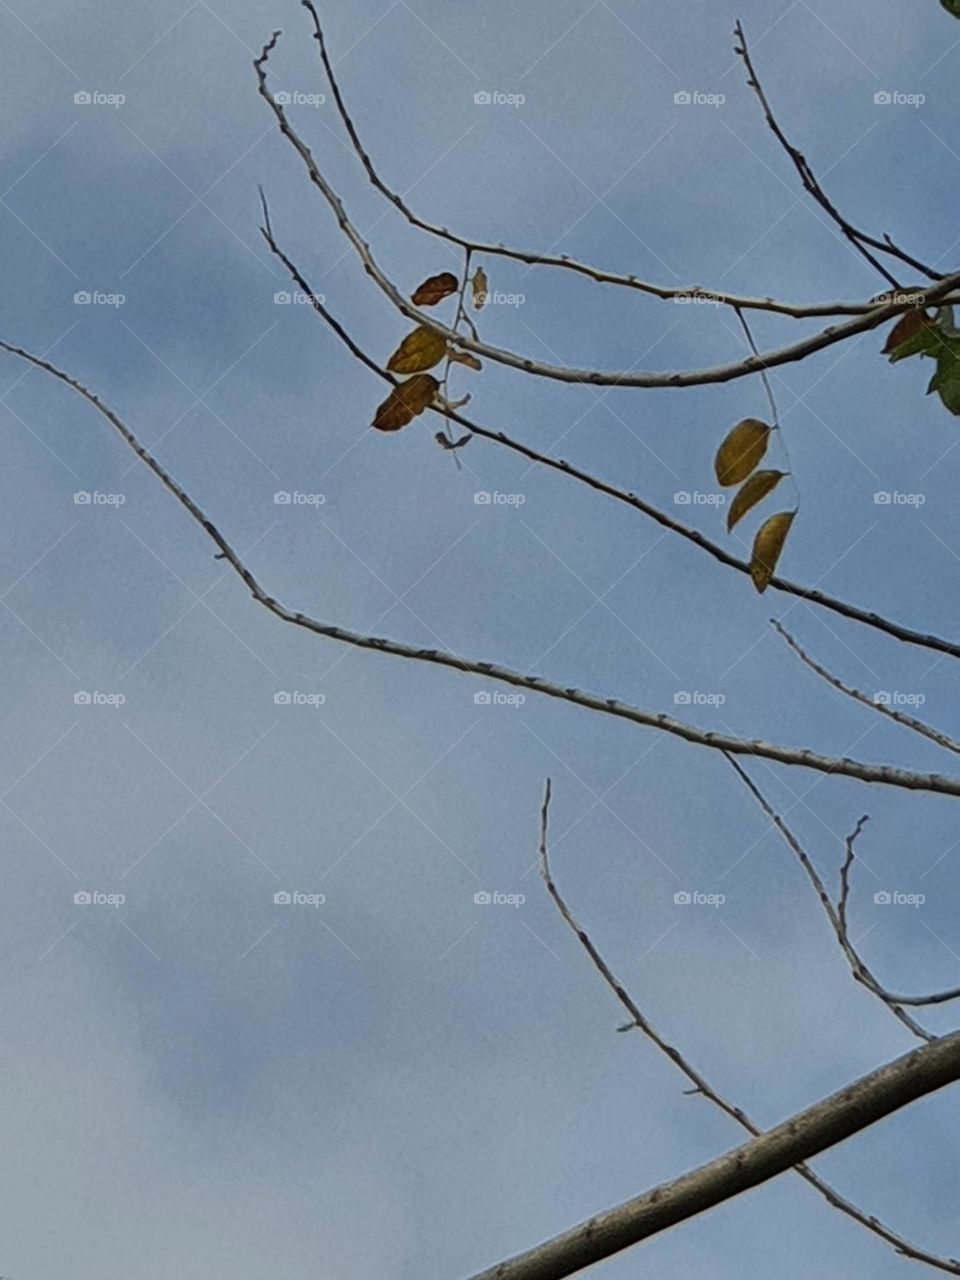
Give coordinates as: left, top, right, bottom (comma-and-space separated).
1, 1, 959, 1277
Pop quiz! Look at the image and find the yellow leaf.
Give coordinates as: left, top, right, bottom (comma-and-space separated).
372, 374, 439, 432
750, 511, 795, 593
412, 272, 459, 307
448, 349, 482, 372
472, 267, 488, 311
387, 327, 448, 374
727, 470, 785, 532
715, 418, 770, 486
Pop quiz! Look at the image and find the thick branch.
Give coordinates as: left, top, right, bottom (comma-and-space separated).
463, 1030, 960, 1280
536, 779, 960, 1274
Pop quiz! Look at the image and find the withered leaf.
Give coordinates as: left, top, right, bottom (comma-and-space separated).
727, 470, 785, 533
448, 349, 483, 372
387, 326, 448, 375
472, 267, 489, 311
750, 511, 795, 593
715, 418, 770, 487
372, 374, 439, 431
412, 272, 459, 307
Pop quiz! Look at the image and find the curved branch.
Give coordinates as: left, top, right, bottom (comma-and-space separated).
4, 336, 960, 799
537, 779, 960, 1275
464, 1028, 960, 1280
297, 0, 895, 322
253, 33, 960, 391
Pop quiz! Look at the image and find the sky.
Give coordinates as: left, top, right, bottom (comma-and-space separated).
1, 1, 960, 1277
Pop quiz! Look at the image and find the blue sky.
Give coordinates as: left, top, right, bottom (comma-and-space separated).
1, 1, 960, 1277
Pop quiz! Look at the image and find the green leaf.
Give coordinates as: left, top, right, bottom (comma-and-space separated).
941, 0, 960, 18
927, 345, 960, 415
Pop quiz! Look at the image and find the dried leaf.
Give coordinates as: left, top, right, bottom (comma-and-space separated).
387, 326, 448, 375
372, 374, 439, 431
472, 267, 489, 311
448, 349, 483, 372
435, 432, 473, 451
715, 418, 770, 486
727, 470, 785, 532
412, 272, 459, 307
750, 511, 795, 593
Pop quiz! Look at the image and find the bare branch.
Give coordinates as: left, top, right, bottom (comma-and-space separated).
774, 620, 960, 758
537, 779, 960, 1275
725, 756, 933, 1040
5, 335, 960, 800
253, 32, 960, 392
297, 0, 905, 321
733, 21, 943, 285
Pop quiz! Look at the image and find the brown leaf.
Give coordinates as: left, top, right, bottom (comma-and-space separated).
882, 308, 935, 355
750, 511, 795, 593
472, 267, 489, 311
448, 349, 483, 372
387, 326, 448, 375
715, 418, 770, 487
412, 272, 459, 307
372, 374, 439, 432
727, 470, 785, 532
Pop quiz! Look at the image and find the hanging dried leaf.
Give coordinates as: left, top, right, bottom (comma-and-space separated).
372, 374, 439, 431
727, 470, 785, 532
412, 272, 459, 307
750, 511, 795, 593
448, 349, 483, 372
387, 326, 448, 375
472, 267, 489, 311
714, 418, 770, 486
